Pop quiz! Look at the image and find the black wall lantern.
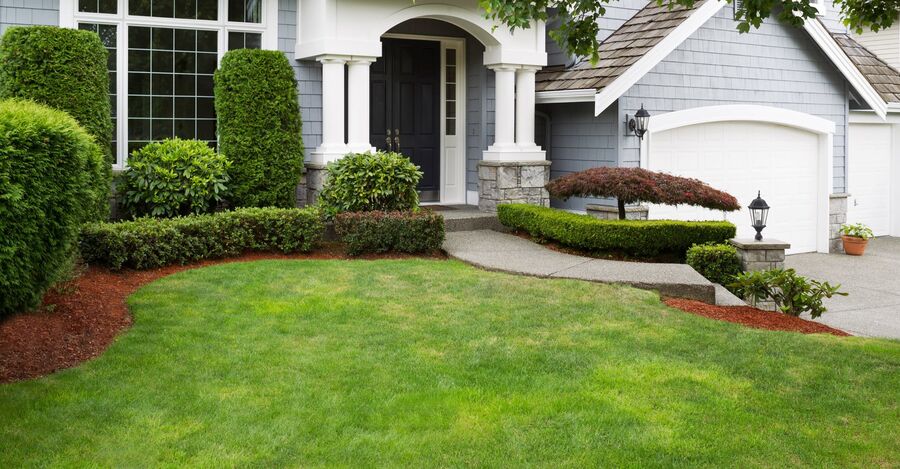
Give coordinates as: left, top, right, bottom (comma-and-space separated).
626, 104, 651, 140
749, 191, 770, 241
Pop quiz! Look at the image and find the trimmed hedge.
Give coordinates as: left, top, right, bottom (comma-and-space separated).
686, 243, 743, 285
215, 49, 304, 208
80, 207, 323, 270
1, 99, 105, 315
319, 151, 422, 217
0, 26, 113, 221
334, 210, 445, 256
497, 204, 736, 258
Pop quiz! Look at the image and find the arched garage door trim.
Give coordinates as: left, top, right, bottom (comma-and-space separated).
639, 105, 835, 254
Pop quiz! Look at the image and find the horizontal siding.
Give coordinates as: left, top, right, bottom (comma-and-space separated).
279, 0, 322, 151
619, 8, 849, 193
854, 26, 900, 70
0, 0, 58, 34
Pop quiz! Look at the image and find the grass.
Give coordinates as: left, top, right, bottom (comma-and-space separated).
1, 259, 898, 467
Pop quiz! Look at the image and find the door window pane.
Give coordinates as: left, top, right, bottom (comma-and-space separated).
128, 25, 218, 151
79, 23, 119, 163
445, 49, 457, 136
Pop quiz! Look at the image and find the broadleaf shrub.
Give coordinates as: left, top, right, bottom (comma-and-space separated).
498, 204, 736, 258
215, 49, 304, 208
0, 99, 105, 315
118, 138, 231, 218
0, 26, 112, 221
80, 207, 324, 270
334, 210, 445, 256
686, 243, 743, 286
319, 152, 422, 217
729, 268, 847, 318
546, 167, 741, 219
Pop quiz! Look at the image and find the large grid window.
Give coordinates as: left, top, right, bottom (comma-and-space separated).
73, 0, 271, 168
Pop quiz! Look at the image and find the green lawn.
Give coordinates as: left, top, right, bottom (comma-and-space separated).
1, 259, 898, 467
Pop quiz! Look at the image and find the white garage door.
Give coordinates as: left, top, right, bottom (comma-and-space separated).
647, 121, 821, 254
848, 124, 892, 236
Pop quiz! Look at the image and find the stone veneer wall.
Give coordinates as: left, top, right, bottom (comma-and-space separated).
585, 204, 648, 220
477, 161, 551, 212
830, 193, 849, 254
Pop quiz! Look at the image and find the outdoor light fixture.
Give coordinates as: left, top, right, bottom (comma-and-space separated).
749, 191, 770, 241
626, 104, 651, 140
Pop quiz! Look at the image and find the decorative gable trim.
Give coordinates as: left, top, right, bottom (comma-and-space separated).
593, 0, 727, 115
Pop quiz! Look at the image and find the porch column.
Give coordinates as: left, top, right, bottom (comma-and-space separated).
347, 57, 376, 153
312, 56, 349, 164
515, 66, 540, 150
489, 65, 517, 151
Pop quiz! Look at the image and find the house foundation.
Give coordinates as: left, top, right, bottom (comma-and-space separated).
586, 204, 649, 220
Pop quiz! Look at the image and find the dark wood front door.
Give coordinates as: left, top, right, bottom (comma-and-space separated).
370, 38, 441, 202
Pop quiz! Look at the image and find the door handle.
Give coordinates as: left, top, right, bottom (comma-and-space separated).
394, 128, 400, 151
386, 129, 392, 151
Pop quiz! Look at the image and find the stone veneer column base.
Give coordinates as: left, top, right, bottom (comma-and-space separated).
729, 238, 791, 311
304, 163, 328, 206
477, 160, 551, 212
829, 193, 849, 254
585, 204, 649, 220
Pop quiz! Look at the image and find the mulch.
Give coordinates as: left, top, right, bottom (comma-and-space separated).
664, 298, 850, 337
0, 245, 445, 384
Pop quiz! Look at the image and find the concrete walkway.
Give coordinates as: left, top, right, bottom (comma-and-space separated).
444, 230, 720, 303
786, 237, 900, 339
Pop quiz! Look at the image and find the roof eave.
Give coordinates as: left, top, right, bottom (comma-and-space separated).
535, 89, 597, 104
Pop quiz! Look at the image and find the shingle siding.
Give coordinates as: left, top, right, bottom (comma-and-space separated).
618, 8, 849, 192
0, 0, 59, 34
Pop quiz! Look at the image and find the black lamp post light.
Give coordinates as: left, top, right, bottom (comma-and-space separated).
749, 191, 770, 241
626, 104, 651, 140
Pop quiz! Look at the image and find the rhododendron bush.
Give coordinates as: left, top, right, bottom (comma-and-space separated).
546, 167, 741, 219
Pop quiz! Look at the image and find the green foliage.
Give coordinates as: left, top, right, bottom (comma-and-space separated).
334, 210, 445, 256
729, 268, 848, 318
215, 49, 304, 208
480, 0, 893, 63
0, 26, 112, 221
118, 138, 231, 218
319, 152, 422, 217
0, 99, 105, 315
498, 204, 736, 258
840, 223, 874, 240
686, 243, 743, 286
79, 207, 324, 270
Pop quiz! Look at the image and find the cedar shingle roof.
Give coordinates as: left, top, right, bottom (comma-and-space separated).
831, 32, 900, 103
535, 0, 705, 92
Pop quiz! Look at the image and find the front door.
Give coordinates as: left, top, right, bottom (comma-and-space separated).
370, 38, 441, 202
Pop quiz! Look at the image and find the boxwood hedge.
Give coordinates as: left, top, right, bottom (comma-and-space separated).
79, 207, 323, 270
0, 26, 113, 221
334, 210, 445, 256
0, 99, 106, 315
215, 49, 304, 208
497, 204, 736, 258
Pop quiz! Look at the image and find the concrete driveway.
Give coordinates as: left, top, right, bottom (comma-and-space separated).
785, 237, 900, 339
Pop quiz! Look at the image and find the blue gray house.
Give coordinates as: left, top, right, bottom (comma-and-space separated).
2, 0, 899, 254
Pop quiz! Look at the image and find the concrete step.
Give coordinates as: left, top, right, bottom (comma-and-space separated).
430, 205, 509, 233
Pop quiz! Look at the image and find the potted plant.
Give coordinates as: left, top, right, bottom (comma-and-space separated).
840, 223, 874, 256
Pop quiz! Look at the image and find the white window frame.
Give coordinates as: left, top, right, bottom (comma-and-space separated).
61, 0, 279, 169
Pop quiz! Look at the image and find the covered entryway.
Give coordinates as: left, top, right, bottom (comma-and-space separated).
642, 105, 835, 254
847, 123, 893, 236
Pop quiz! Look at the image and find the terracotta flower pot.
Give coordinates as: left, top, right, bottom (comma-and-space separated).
841, 235, 868, 256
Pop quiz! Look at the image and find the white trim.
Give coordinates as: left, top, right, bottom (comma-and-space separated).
535, 89, 596, 104
803, 19, 888, 119
593, 0, 727, 116
466, 190, 479, 206
850, 109, 900, 124
640, 105, 835, 253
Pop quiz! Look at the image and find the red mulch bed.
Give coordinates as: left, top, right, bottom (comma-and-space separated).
0, 245, 445, 384
664, 298, 850, 337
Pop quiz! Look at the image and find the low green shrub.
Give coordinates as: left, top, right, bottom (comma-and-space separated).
0, 26, 113, 221
497, 204, 736, 258
334, 210, 445, 256
319, 152, 422, 217
118, 138, 231, 218
0, 99, 105, 315
80, 207, 323, 270
686, 243, 743, 286
729, 268, 847, 318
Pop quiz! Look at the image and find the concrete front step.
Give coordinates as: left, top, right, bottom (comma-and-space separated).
431, 205, 508, 233
443, 230, 717, 304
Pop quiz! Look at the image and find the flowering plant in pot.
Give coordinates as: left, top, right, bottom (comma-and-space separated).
840, 223, 874, 256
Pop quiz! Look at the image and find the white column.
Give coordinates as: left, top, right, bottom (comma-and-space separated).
312, 56, 348, 164
346, 58, 376, 153
515, 66, 539, 150
489, 65, 517, 151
